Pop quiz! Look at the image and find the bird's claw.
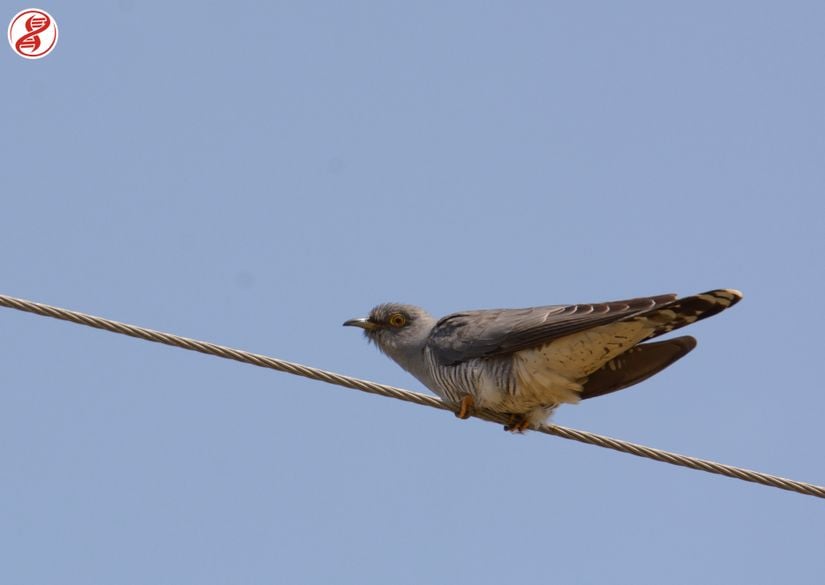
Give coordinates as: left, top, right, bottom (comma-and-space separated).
503, 415, 531, 433
455, 395, 475, 420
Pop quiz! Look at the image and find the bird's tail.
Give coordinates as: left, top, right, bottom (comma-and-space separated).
580, 289, 742, 400
630, 288, 743, 341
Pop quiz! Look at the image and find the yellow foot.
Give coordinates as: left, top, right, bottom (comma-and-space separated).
455, 395, 475, 420
503, 415, 531, 433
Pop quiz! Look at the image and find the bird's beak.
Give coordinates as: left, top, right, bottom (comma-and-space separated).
343, 317, 378, 331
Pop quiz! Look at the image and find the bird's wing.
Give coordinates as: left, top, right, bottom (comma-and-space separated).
579, 335, 697, 400
426, 294, 677, 365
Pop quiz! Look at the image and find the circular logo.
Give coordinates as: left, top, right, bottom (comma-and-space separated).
8, 8, 58, 59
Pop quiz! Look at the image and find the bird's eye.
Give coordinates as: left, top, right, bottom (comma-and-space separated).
388, 313, 407, 328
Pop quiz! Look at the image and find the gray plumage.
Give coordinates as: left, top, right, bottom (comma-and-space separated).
344, 289, 742, 430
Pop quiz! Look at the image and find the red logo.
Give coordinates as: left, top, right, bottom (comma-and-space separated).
8, 9, 58, 59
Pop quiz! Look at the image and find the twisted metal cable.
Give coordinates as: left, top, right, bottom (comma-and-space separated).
1, 293, 823, 500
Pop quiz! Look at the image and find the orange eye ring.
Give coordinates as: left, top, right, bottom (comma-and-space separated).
388, 313, 407, 328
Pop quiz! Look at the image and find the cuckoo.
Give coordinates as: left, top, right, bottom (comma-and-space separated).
344, 289, 742, 431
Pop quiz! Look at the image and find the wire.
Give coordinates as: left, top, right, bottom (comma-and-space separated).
1, 293, 823, 500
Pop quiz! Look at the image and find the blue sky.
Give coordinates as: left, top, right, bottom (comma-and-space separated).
3, 2, 824, 583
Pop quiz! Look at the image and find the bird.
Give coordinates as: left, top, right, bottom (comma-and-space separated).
344, 289, 742, 432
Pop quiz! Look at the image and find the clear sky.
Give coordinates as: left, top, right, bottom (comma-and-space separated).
3, 2, 824, 583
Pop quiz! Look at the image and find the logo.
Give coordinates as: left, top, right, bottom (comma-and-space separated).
8, 8, 58, 59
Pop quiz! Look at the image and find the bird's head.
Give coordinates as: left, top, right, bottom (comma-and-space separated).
343, 303, 435, 358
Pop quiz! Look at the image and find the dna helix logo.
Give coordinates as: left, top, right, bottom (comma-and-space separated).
8, 9, 58, 59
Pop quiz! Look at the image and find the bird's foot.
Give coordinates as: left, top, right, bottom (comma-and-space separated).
503, 414, 531, 433
455, 395, 475, 420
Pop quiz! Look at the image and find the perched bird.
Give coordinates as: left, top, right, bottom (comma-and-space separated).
344, 289, 742, 431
